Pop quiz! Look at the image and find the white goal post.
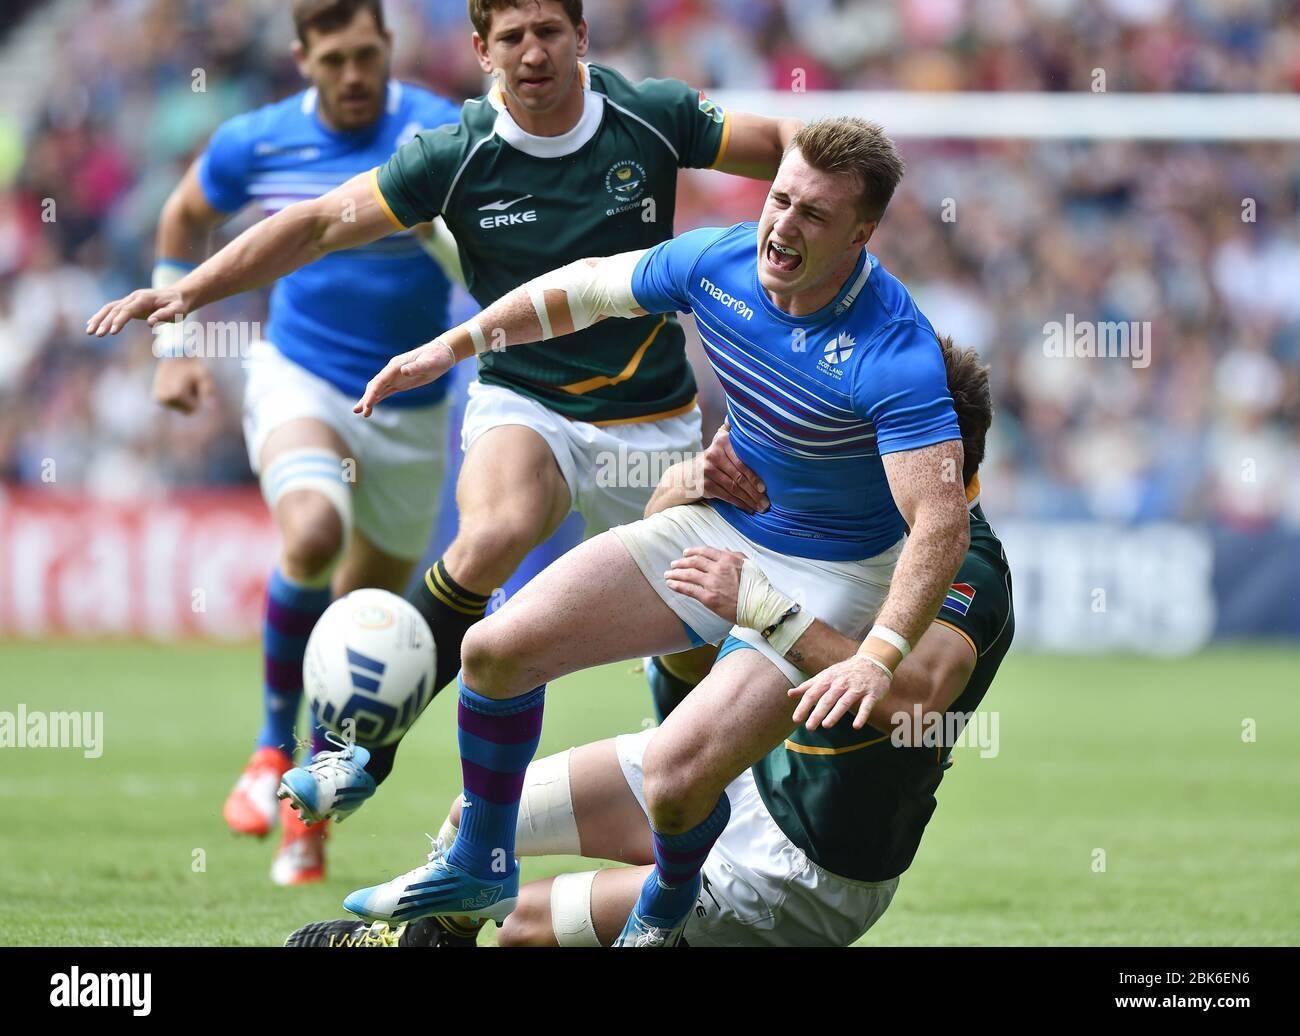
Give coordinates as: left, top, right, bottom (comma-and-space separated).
711, 91, 1300, 141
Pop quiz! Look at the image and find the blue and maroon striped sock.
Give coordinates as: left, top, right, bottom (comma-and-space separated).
446, 676, 545, 881
633, 794, 732, 923
257, 568, 331, 757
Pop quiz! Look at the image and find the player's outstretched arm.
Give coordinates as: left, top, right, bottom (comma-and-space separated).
151, 160, 230, 414
713, 112, 803, 181
354, 250, 652, 416
86, 171, 396, 338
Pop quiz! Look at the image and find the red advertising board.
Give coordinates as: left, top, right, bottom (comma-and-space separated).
0, 488, 276, 640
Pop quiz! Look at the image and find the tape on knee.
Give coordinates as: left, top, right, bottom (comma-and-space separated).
516, 748, 580, 857
550, 870, 601, 947
260, 447, 353, 574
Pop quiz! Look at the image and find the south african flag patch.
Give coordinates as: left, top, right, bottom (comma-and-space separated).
697, 92, 726, 124
943, 582, 976, 616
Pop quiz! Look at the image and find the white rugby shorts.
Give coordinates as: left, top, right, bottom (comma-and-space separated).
242, 340, 450, 561
460, 379, 703, 537
617, 728, 899, 947
612, 502, 903, 684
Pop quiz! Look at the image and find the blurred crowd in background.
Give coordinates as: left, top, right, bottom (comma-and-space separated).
1, 0, 1298, 529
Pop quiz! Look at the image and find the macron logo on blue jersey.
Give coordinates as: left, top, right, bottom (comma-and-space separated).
700, 276, 753, 320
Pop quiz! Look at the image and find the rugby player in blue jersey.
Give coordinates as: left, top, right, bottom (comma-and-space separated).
346, 117, 973, 944
144, 0, 461, 884
285, 336, 1014, 949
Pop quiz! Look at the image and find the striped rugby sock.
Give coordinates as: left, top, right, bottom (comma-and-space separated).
446, 677, 545, 881
633, 794, 732, 923
408, 558, 491, 697
258, 568, 331, 757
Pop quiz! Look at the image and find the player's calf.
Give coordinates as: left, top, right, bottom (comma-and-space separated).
496, 880, 562, 947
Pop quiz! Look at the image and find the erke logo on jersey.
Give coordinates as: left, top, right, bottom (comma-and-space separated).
818, 331, 855, 377
699, 276, 753, 320
479, 194, 537, 229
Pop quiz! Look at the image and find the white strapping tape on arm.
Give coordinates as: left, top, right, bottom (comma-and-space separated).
867, 623, 912, 659
525, 249, 649, 340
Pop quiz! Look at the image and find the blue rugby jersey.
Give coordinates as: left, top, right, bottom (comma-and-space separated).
631, 223, 960, 560
197, 81, 460, 407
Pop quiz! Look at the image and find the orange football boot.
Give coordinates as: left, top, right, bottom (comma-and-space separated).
271, 797, 329, 886
223, 746, 293, 837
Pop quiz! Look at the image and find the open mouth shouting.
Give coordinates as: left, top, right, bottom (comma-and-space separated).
765, 238, 803, 274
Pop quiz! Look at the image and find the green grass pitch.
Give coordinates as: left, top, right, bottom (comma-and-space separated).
1, 642, 1296, 946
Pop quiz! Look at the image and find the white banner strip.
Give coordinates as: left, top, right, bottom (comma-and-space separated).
712, 91, 1300, 141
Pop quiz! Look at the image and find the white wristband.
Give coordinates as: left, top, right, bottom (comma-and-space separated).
151, 260, 196, 360
466, 320, 489, 355
152, 260, 194, 290
858, 653, 895, 682
867, 624, 911, 659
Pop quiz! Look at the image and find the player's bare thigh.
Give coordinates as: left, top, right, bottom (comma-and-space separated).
497, 867, 651, 948
460, 531, 694, 698
443, 424, 573, 595
642, 647, 795, 834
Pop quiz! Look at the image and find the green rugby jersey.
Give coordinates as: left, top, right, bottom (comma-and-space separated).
372, 62, 731, 425
751, 496, 1015, 883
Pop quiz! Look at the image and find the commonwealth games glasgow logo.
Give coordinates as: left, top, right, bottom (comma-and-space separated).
605, 159, 647, 203
823, 331, 856, 365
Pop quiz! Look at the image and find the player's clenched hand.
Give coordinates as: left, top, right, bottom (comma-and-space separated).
152, 357, 216, 415
789, 655, 893, 731
664, 546, 747, 624
696, 423, 769, 513
354, 339, 455, 418
86, 287, 187, 338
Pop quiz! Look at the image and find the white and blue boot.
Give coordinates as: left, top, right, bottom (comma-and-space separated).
277, 732, 376, 825
343, 839, 518, 926
613, 907, 689, 947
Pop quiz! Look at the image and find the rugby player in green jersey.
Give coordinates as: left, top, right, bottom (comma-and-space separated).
286, 336, 1013, 947
88, 0, 801, 798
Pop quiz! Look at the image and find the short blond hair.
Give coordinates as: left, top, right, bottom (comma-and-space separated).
788, 118, 905, 223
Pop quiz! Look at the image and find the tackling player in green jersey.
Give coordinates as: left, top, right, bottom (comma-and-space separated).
88, 0, 802, 798
286, 336, 1015, 948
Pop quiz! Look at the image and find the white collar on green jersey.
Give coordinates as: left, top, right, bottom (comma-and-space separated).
487, 62, 605, 159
